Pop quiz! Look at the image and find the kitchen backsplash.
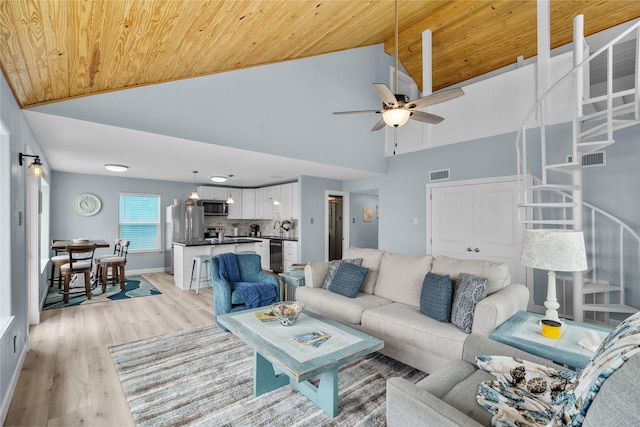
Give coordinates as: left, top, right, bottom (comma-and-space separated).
204, 218, 298, 238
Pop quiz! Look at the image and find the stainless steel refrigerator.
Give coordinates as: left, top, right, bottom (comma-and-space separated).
164, 204, 204, 273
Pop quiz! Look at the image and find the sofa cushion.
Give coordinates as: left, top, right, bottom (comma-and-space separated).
374, 253, 434, 307
321, 258, 363, 289
343, 248, 386, 294
431, 255, 511, 295
295, 286, 391, 325
451, 273, 488, 333
361, 303, 468, 361
328, 262, 369, 298
420, 272, 453, 322
419, 360, 495, 425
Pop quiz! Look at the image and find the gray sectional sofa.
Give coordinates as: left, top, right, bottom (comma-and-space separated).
295, 247, 529, 374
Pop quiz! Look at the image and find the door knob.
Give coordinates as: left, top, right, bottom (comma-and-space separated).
474, 248, 480, 252
466, 247, 472, 252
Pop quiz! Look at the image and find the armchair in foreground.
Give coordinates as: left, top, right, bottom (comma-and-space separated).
212, 252, 280, 330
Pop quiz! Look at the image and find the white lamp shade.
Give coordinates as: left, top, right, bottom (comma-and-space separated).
382, 109, 411, 127
521, 229, 588, 272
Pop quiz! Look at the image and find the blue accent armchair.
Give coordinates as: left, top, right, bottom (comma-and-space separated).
212, 252, 280, 329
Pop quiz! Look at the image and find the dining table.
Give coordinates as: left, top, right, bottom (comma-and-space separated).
51, 239, 110, 251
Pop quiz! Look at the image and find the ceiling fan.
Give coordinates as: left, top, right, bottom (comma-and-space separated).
333, 0, 464, 131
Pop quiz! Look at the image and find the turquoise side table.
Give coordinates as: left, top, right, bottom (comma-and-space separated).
490, 311, 612, 370
279, 269, 305, 301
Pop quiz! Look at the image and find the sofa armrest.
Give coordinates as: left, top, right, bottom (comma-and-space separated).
386, 377, 484, 427
471, 284, 529, 336
304, 262, 330, 288
462, 333, 563, 368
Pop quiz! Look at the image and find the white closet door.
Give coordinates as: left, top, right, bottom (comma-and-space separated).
430, 179, 526, 286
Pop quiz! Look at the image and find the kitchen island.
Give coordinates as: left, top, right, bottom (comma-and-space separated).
172, 238, 260, 291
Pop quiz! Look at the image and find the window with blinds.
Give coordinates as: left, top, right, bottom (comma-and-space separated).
119, 193, 161, 252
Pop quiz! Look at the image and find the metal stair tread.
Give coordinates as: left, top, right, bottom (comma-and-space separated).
545, 162, 580, 173
582, 303, 639, 314
582, 282, 619, 294
527, 184, 580, 191
518, 202, 577, 208
519, 219, 575, 225
582, 88, 636, 105
576, 140, 615, 155
579, 100, 635, 122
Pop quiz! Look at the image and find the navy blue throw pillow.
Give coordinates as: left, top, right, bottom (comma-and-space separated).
328, 262, 369, 298
420, 272, 453, 322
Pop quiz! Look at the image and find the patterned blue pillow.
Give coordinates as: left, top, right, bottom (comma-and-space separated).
328, 262, 369, 298
322, 258, 364, 289
420, 272, 453, 322
451, 273, 488, 333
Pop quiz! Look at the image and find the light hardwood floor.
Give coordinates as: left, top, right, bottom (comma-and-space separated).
5, 273, 215, 427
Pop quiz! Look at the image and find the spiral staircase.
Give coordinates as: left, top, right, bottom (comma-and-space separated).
516, 19, 640, 324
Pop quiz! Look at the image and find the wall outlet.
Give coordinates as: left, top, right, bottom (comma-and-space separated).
310, 217, 314, 224
352, 218, 355, 223
413, 217, 418, 225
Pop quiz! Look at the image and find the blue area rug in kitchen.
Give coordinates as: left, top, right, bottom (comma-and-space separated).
43, 275, 162, 310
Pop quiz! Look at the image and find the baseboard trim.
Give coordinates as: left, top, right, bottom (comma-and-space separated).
1, 333, 29, 425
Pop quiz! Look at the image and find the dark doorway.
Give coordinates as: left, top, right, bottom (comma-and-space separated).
328, 195, 343, 260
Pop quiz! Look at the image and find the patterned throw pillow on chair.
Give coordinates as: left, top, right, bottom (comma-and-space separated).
450, 273, 488, 333
321, 258, 363, 289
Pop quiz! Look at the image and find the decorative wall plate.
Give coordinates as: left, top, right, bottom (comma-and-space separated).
72, 193, 101, 216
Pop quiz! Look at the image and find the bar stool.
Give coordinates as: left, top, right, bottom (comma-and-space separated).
97, 240, 130, 292
60, 244, 97, 303
189, 255, 213, 294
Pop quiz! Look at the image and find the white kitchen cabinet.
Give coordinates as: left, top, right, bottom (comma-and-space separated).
242, 188, 256, 219
254, 238, 270, 270
212, 187, 228, 200
283, 240, 298, 273
196, 186, 214, 200
196, 186, 228, 200
280, 182, 299, 219
227, 189, 243, 219
254, 187, 265, 219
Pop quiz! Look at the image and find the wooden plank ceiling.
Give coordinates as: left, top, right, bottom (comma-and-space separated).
1, 0, 639, 109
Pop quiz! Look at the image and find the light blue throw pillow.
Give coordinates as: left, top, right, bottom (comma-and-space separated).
450, 273, 488, 333
328, 262, 369, 298
420, 272, 453, 322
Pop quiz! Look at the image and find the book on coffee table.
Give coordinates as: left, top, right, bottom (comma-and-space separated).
254, 309, 277, 322
293, 331, 331, 347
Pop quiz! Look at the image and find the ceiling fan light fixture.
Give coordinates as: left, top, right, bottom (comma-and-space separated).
382, 109, 411, 127
210, 176, 228, 183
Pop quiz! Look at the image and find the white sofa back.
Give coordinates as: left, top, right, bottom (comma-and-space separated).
374, 252, 433, 307
431, 255, 511, 295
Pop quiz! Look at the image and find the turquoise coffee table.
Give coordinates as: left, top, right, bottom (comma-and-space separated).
218, 308, 383, 417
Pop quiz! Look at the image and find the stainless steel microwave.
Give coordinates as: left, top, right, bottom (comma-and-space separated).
197, 200, 228, 216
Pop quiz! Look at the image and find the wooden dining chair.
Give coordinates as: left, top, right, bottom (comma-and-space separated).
97, 240, 130, 292
60, 244, 97, 303
49, 239, 70, 288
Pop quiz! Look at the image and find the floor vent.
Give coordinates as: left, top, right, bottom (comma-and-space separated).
429, 168, 450, 182
567, 151, 606, 168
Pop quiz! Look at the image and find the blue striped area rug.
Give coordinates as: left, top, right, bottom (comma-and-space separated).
43, 275, 161, 310
109, 325, 427, 426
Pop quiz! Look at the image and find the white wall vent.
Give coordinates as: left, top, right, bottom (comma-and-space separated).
429, 168, 450, 182
566, 151, 606, 168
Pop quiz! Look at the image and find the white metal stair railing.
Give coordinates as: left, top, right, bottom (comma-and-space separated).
516, 20, 640, 322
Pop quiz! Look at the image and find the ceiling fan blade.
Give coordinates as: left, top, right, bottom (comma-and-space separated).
373, 83, 398, 107
371, 119, 386, 132
333, 109, 382, 115
409, 111, 444, 124
407, 87, 464, 109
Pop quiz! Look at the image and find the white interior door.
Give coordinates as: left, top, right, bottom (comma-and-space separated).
429, 178, 526, 286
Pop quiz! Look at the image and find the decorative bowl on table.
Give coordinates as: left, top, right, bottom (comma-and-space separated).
72, 238, 90, 243
271, 301, 304, 326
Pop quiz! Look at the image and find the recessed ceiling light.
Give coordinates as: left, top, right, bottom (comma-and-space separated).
210, 176, 228, 183
105, 164, 128, 172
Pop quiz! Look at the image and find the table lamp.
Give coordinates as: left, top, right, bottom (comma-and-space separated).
520, 229, 588, 322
